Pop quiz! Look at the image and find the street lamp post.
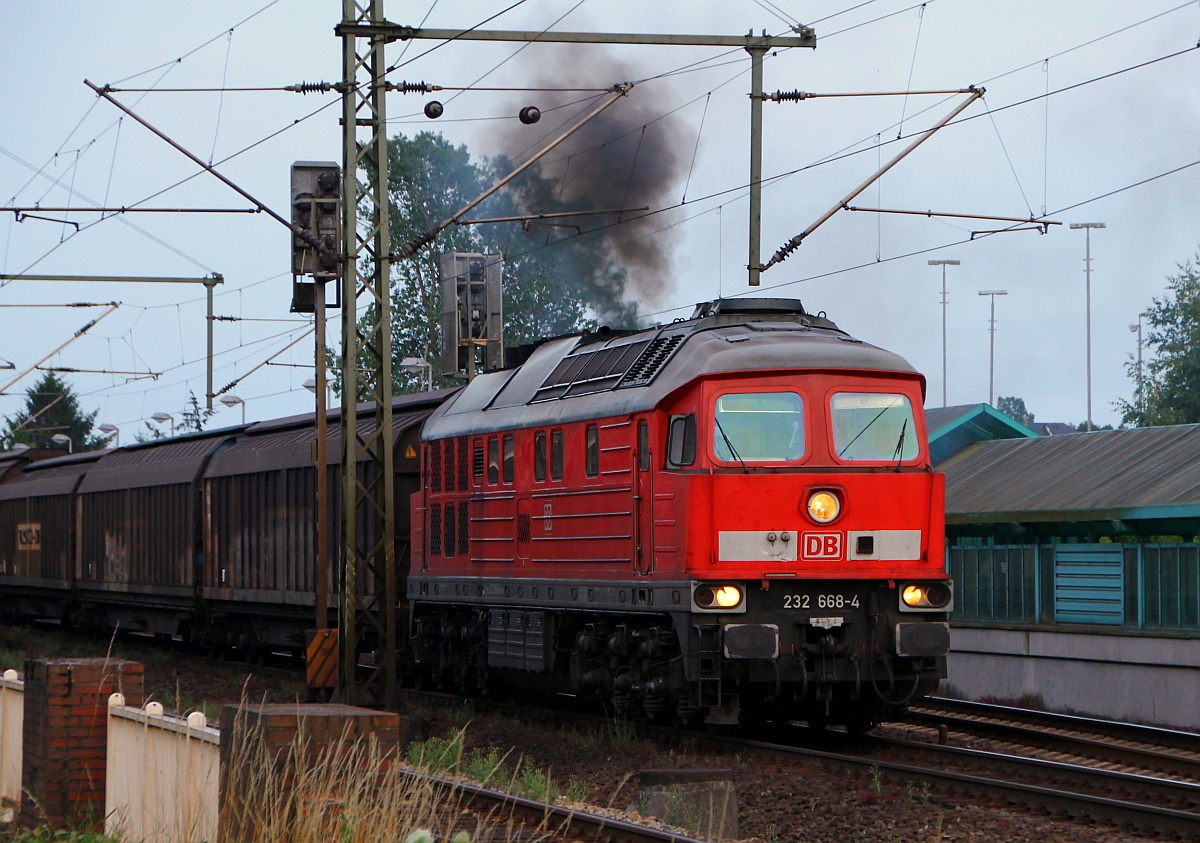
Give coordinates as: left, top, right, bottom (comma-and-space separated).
1070, 222, 1106, 431
50, 433, 72, 454
1129, 311, 1151, 415
98, 423, 119, 447
399, 357, 433, 392
219, 394, 246, 424
150, 412, 174, 436
978, 290, 1008, 406
929, 259, 960, 407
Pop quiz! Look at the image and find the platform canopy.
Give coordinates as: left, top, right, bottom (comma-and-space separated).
925, 403, 1037, 465
941, 424, 1200, 539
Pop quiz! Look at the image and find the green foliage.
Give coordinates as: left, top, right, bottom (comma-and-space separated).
340, 132, 637, 399
464, 747, 508, 786
995, 396, 1033, 427
179, 390, 217, 433
564, 778, 588, 803
405, 733, 464, 775
1119, 254, 1200, 426
869, 764, 883, 795
2, 372, 104, 452
515, 764, 557, 802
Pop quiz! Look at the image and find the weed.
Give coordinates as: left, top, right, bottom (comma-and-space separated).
219, 707, 492, 843
464, 747, 508, 786
601, 717, 637, 745
565, 778, 589, 803
921, 781, 932, 804
516, 764, 557, 802
869, 764, 883, 795
406, 732, 464, 775
765, 823, 781, 843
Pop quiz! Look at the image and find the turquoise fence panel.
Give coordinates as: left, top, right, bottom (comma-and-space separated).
1053, 545, 1124, 625
1142, 544, 1200, 631
949, 545, 1037, 622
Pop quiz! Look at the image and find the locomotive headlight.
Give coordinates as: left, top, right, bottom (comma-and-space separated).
693, 584, 745, 611
900, 581, 953, 611
807, 491, 841, 523
713, 585, 742, 608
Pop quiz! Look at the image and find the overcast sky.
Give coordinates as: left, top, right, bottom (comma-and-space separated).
2, 1, 1198, 441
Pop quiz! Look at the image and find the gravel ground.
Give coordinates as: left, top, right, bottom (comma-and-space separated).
0, 628, 1169, 842
444, 702, 1164, 843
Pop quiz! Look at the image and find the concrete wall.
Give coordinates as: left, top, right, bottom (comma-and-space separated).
105, 699, 220, 843
0, 670, 22, 821
943, 626, 1200, 730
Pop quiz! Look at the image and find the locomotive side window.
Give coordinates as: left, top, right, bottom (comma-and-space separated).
667, 414, 696, 467
487, 438, 500, 484
713, 392, 805, 462
831, 392, 919, 461
534, 432, 547, 481
551, 430, 564, 480
503, 436, 515, 484
585, 426, 600, 477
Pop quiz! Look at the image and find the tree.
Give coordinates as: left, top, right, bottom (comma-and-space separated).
178, 391, 217, 433
2, 372, 105, 451
1118, 254, 1200, 426
995, 396, 1034, 427
339, 132, 633, 399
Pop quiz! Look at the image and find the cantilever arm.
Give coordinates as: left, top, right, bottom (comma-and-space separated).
763, 87, 985, 272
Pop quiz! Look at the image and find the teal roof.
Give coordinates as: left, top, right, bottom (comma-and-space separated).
926, 403, 1037, 465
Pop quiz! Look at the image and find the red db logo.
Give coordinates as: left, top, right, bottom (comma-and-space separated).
802, 532, 842, 560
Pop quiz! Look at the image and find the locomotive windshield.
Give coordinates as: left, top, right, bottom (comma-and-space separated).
713, 391, 805, 462
831, 392, 919, 461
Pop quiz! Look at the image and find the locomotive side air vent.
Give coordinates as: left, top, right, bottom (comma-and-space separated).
617, 334, 686, 388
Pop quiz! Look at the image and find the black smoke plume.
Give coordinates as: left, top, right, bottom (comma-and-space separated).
487, 52, 688, 322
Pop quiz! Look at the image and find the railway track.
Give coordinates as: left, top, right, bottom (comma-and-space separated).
431, 770, 707, 843
419, 691, 1200, 840
907, 697, 1200, 779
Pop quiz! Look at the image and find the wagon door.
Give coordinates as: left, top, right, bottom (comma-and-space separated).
634, 417, 654, 575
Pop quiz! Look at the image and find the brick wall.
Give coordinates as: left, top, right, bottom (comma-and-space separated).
19, 658, 144, 831
218, 703, 403, 841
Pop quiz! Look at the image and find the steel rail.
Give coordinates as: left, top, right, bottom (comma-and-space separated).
914, 697, 1200, 755
437, 772, 708, 843
906, 708, 1200, 778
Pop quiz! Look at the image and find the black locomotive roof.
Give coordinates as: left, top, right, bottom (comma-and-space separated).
424, 298, 919, 440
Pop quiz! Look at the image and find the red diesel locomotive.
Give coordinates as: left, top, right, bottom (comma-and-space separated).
407, 298, 951, 731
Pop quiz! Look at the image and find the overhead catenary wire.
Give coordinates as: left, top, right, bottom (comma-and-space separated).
5, 0, 1196, 425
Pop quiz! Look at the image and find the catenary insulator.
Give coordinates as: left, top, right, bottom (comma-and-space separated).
285, 82, 333, 95
769, 89, 810, 102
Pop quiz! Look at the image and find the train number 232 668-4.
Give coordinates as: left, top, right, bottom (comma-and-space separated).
783, 593, 860, 610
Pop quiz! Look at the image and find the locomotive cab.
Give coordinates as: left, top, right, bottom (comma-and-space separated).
659, 364, 949, 729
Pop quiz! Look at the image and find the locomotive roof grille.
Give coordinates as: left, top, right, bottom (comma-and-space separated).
616, 334, 686, 388
531, 338, 653, 402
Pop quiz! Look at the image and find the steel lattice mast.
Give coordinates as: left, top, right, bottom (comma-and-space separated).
338, 0, 395, 706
